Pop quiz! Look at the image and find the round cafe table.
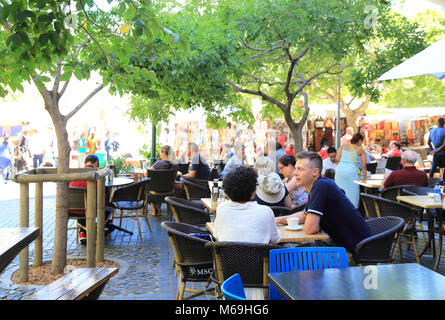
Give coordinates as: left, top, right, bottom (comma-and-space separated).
105, 177, 134, 188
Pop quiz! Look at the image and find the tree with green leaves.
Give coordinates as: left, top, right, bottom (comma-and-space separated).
0, 0, 168, 274
309, 9, 427, 131
379, 10, 445, 109
170, 0, 392, 151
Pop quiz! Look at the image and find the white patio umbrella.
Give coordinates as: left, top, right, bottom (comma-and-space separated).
377, 37, 445, 81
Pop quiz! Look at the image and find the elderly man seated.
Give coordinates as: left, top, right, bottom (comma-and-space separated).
381, 150, 428, 190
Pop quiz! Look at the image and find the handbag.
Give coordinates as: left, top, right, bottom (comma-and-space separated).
349, 144, 362, 176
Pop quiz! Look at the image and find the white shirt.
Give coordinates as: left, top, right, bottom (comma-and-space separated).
28, 133, 45, 155
214, 200, 281, 244
322, 158, 338, 175
214, 200, 280, 300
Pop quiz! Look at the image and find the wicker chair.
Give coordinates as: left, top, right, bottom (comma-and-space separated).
359, 193, 380, 219
205, 241, 281, 299
380, 184, 418, 202
385, 156, 402, 171
352, 216, 405, 265
165, 196, 211, 227
270, 206, 292, 217
401, 186, 433, 196
177, 163, 190, 175
366, 162, 377, 174
110, 178, 152, 236
145, 169, 177, 215
161, 221, 216, 300
67, 186, 88, 243
372, 195, 423, 263
182, 177, 211, 200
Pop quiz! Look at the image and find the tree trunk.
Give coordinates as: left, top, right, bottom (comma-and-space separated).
42, 95, 71, 275
284, 93, 309, 152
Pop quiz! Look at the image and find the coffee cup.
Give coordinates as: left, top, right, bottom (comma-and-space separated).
287, 217, 299, 228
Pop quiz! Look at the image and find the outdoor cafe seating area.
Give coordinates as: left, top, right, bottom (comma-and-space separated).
3, 156, 445, 301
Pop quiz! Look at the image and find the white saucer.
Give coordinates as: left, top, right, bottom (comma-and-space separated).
285, 225, 303, 231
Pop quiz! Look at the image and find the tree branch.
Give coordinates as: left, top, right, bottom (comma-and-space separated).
78, 23, 108, 61
52, 59, 63, 101
59, 40, 90, 98
65, 84, 104, 120
291, 63, 346, 101
240, 45, 285, 64
225, 78, 286, 111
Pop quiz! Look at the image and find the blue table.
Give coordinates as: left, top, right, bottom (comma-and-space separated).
268, 263, 445, 300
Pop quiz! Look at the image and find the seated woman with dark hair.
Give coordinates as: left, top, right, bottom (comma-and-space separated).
214, 166, 280, 244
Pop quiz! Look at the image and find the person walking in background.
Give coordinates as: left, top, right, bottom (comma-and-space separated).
78, 132, 88, 167
340, 127, 354, 146
335, 133, 367, 209
284, 143, 295, 157
87, 131, 98, 154
104, 131, 114, 161
28, 129, 45, 169
0, 133, 14, 182
428, 118, 445, 179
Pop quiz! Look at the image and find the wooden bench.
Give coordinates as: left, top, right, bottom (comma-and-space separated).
30, 267, 119, 300
0, 227, 40, 274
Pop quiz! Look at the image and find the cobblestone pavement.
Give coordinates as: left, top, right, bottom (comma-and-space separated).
0, 181, 445, 300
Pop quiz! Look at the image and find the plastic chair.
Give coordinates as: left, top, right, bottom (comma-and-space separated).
221, 273, 246, 300
268, 247, 348, 300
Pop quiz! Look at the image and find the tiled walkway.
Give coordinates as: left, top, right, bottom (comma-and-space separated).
0, 181, 444, 300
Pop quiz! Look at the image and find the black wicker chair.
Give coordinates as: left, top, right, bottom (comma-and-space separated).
182, 177, 211, 200
428, 177, 442, 188
178, 163, 190, 175
353, 216, 405, 265
366, 162, 378, 174
385, 156, 402, 171
205, 241, 281, 299
161, 221, 216, 300
110, 178, 151, 236
145, 169, 178, 215
165, 196, 211, 227
270, 206, 292, 217
359, 193, 380, 219
380, 184, 419, 202
372, 195, 423, 263
401, 186, 433, 196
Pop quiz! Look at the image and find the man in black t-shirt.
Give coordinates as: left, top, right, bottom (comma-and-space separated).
183, 142, 210, 180
275, 151, 371, 253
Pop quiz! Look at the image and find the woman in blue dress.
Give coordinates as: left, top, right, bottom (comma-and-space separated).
334, 133, 367, 208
